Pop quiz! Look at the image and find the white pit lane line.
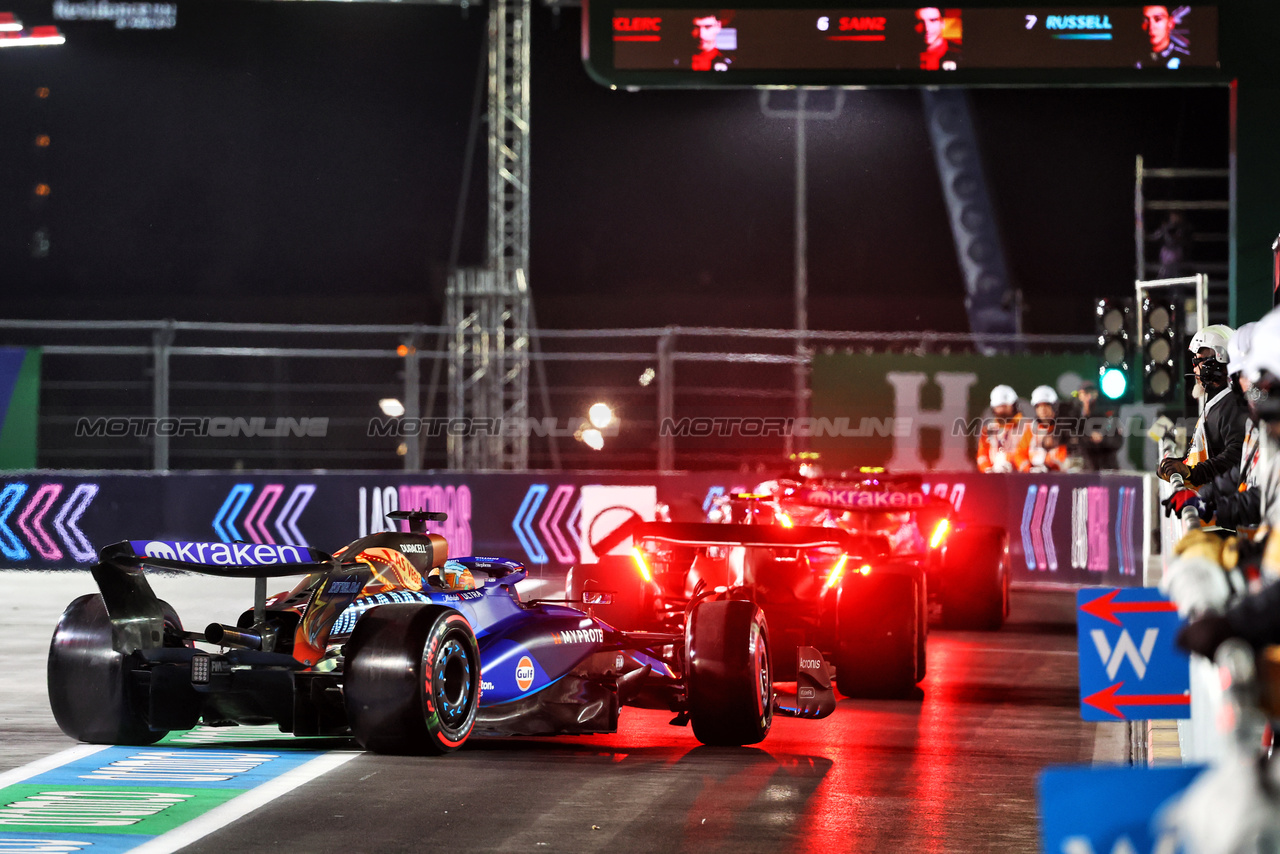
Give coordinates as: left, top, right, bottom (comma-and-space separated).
0, 744, 111, 789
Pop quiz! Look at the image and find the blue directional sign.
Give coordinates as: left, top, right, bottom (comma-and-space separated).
1039, 764, 1207, 854
1077, 588, 1190, 721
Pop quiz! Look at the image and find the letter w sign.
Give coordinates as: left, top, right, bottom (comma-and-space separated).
1090, 629, 1158, 680
1076, 588, 1190, 721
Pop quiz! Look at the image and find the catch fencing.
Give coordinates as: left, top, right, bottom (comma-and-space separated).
0, 320, 1096, 472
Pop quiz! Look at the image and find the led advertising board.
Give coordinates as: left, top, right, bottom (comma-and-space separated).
586, 5, 1221, 87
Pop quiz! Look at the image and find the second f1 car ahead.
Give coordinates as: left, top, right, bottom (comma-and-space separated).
48, 511, 834, 755
567, 473, 1010, 700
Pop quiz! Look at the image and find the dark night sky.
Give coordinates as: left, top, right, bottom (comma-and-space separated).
0, 1, 1230, 335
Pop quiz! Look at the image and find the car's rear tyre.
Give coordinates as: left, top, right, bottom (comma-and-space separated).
345, 603, 480, 755
916, 575, 928, 683
48, 594, 177, 745
686, 599, 772, 746
835, 573, 920, 699
941, 527, 1008, 631
566, 555, 652, 631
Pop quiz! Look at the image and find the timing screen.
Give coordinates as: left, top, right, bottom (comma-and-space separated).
612, 7, 1218, 71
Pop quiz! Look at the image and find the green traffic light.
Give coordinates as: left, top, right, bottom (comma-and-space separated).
1100, 368, 1128, 400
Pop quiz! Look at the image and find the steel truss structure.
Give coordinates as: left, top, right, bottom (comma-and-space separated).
446, 0, 532, 470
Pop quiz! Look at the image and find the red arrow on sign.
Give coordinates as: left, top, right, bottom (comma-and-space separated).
1082, 681, 1190, 719
1079, 589, 1178, 626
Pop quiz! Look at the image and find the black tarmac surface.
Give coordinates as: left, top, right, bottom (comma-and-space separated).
168, 589, 1096, 854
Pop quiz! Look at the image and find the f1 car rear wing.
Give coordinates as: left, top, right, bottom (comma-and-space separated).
777, 483, 950, 514
632, 522, 862, 552
101, 539, 336, 578
89, 540, 341, 657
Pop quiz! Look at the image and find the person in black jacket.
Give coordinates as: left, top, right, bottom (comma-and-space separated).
1062, 380, 1125, 471
1158, 325, 1249, 488
1164, 322, 1260, 528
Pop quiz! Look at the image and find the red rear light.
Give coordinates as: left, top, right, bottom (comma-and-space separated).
777, 511, 794, 528
630, 547, 653, 583
929, 519, 950, 549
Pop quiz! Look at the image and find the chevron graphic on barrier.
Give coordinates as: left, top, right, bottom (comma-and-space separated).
1020, 484, 1060, 572
0, 480, 102, 563
510, 483, 587, 565
0, 483, 30, 562
1116, 486, 1138, 576
1029, 486, 1048, 570
243, 483, 284, 544
513, 484, 549, 564
538, 484, 577, 565
566, 495, 583, 553
1041, 485, 1059, 571
1088, 486, 1110, 572
17, 483, 62, 561
1020, 485, 1038, 571
274, 484, 314, 547
213, 483, 254, 542
211, 483, 314, 547
53, 483, 98, 562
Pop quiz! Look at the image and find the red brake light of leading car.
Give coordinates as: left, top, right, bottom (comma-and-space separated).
630, 547, 653, 583
929, 518, 950, 549
820, 555, 848, 594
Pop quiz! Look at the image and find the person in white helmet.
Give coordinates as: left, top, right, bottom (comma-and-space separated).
1165, 321, 1264, 529
1157, 324, 1249, 488
1017, 385, 1067, 472
977, 384, 1023, 473
1239, 310, 1280, 533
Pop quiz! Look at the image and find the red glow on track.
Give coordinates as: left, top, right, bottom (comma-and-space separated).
613, 35, 661, 41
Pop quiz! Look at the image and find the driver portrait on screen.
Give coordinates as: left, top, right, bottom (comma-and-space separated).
915, 7, 961, 70
1137, 5, 1190, 69
690, 11, 734, 71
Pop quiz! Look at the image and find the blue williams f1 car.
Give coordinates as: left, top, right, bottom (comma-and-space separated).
48, 511, 834, 754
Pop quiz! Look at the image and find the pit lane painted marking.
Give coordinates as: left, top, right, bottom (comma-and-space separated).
0, 726, 358, 853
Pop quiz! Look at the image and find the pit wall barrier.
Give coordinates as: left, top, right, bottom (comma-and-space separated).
1150, 471, 1229, 766
0, 470, 1146, 585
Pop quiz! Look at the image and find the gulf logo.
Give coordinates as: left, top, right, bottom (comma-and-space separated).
515, 655, 536, 692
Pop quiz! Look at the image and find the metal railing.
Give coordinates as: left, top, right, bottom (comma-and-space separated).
0, 320, 1095, 472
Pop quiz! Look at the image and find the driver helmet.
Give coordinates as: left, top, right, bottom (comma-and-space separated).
989, 384, 1018, 408
428, 559, 477, 591
788, 451, 823, 480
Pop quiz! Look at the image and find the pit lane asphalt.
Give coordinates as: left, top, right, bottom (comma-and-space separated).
1, 573, 1113, 853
